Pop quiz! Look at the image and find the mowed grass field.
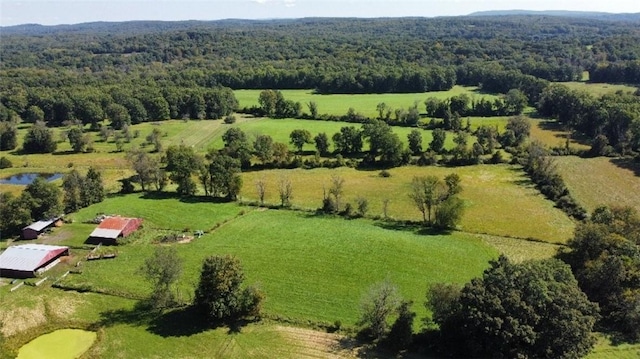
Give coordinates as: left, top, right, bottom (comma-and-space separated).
555, 156, 640, 213
241, 165, 575, 243
235, 86, 500, 118
56, 193, 497, 325
559, 82, 638, 97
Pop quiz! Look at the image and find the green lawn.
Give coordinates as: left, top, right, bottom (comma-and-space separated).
235, 86, 499, 118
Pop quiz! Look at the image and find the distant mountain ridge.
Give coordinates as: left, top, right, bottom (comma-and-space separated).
468, 10, 640, 22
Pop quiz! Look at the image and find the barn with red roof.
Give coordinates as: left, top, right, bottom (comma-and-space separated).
88, 216, 142, 244
0, 244, 69, 278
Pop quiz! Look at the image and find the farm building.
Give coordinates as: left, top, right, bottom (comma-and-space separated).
21, 216, 63, 240
0, 244, 69, 278
87, 216, 142, 244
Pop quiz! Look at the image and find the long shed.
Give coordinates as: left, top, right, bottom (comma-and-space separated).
22, 217, 62, 240
0, 244, 69, 278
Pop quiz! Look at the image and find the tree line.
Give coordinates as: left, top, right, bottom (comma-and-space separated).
0, 84, 237, 131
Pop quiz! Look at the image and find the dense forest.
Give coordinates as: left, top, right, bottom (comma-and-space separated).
2, 16, 640, 157
2, 16, 640, 94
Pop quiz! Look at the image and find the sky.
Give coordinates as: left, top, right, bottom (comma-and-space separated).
1, 0, 638, 26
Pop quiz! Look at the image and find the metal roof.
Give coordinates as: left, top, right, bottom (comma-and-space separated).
89, 228, 121, 239
98, 217, 134, 230
0, 244, 68, 272
24, 219, 56, 232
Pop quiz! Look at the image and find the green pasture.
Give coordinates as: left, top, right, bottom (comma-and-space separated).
240, 165, 575, 243
58, 195, 497, 325
555, 156, 640, 214
558, 82, 638, 97
235, 86, 499, 118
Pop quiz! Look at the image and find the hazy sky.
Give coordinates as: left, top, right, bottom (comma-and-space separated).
1, 0, 638, 26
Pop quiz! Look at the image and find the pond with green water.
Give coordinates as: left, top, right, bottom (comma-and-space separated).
17, 329, 96, 359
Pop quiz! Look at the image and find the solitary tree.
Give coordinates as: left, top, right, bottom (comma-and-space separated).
278, 176, 293, 207
314, 132, 330, 156
253, 134, 274, 165
140, 246, 183, 309
23, 121, 57, 154
255, 176, 267, 205
358, 280, 401, 341
407, 129, 423, 155
429, 128, 446, 153
67, 127, 91, 153
194, 255, 263, 323
0, 122, 18, 151
289, 129, 312, 154
328, 174, 345, 213
308, 101, 318, 119
165, 145, 201, 196
409, 176, 446, 225
410, 174, 464, 228
127, 148, 162, 192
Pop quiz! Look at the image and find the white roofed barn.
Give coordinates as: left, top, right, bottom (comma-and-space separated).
0, 244, 69, 278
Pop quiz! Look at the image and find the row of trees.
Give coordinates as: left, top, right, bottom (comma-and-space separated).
0, 85, 238, 129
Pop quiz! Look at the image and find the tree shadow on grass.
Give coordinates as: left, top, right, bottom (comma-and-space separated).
91, 300, 157, 330
94, 301, 255, 338
610, 157, 640, 177
139, 191, 233, 204
146, 305, 216, 337
373, 220, 452, 236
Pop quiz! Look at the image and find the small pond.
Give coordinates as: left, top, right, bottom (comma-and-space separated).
17, 329, 97, 359
0, 173, 63, 185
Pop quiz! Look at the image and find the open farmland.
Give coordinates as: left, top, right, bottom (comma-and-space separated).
235, 86, 500, 118
555, 156, 640, 213
240, 165, 575, 243
55, 194, 497, 325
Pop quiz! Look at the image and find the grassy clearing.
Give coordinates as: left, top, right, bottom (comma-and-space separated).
559, 82, 638, 97
235, 86, 499, 118
529, 119, 591, 151
241, 165, 574, 243
16, 329, 96, 359
555, 156, 640, 213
